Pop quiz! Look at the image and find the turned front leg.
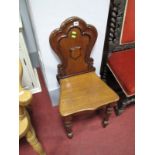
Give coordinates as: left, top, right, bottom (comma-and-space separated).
102, 104, 113, 128
26, 124, 46, 155
63, 116, 73, 138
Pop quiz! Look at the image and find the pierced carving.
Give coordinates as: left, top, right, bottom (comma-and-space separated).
49, 17, 97, 80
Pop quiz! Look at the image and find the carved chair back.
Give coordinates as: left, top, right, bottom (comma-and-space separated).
49, 17, 97, 80
100, 0, 135, 75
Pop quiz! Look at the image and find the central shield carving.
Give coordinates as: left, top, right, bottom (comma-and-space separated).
70, 46, 81, 60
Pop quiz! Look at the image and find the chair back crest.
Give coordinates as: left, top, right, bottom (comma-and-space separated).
49, 17, 97, 80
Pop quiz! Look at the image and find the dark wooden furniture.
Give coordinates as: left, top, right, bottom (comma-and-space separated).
100, 0, 135, 115
49, 17, 119, 138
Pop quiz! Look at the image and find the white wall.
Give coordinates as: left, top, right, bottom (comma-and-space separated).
27, 0, 110, 92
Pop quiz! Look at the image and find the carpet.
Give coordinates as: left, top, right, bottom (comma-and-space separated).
19, 69, 135, 155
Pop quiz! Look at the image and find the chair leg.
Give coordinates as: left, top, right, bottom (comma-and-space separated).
114, 98, 127, 116
26, 124, 46, 155
114, 103, 125, 116
63, 116, 73, 139
102, 104, 113, 128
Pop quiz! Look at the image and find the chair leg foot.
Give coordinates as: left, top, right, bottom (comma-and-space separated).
26, 124, 46, 155
102, 105, 113, 128
115, 108, 124, 116
63, 116, 73, 139
67, 132, 73, 138
114, 102, 125, 116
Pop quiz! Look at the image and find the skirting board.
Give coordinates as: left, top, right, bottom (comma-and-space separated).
30, 68, 42, 94
29, 52, 40, 68
49, 88, 60, 107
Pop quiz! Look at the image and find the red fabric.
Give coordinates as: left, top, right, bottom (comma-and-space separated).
108, 49, 135, 96
20, 69, 135, 155
121, 0, 135, 44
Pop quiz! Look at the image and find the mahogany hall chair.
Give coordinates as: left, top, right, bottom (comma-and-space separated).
100, 0, 135, 115
49, 17, 119, 138
19, 61, 46, 155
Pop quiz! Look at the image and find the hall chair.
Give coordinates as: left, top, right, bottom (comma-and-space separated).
100, 0, 135, 115
19, 61, 46, 155
49, 17, 119, 138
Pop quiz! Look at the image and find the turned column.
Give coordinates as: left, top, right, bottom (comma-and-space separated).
26, 124, 46, 155
63, 116, 73, 138
102, 104, 114, 127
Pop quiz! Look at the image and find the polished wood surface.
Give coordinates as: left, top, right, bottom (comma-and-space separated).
49, 17, 119, 138
19, 113, 29, 138
19, 61, 46, 155
19, 89, 32, 106
60, 72, 119, 116
49, 16, 97, 80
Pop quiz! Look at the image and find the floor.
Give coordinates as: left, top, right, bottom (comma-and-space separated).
19, 69, 135, 155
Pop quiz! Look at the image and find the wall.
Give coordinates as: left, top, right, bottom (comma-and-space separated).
19, 0, 40, 68
26, 0, 110, 104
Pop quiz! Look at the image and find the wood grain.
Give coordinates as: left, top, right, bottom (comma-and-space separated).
49, 16, 97, 80
60, 72, 119, 116
49, 17, 119, 138
19, 61, 46, 155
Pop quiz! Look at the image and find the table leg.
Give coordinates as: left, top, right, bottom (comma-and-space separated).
26, 124, 46, 155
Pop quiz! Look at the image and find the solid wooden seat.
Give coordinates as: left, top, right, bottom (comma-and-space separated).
60, 72, 119, 116
49, 17, 119, 138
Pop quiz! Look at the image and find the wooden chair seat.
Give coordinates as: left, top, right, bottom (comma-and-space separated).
49, 17, 120, 138
60, 72, 119, 116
